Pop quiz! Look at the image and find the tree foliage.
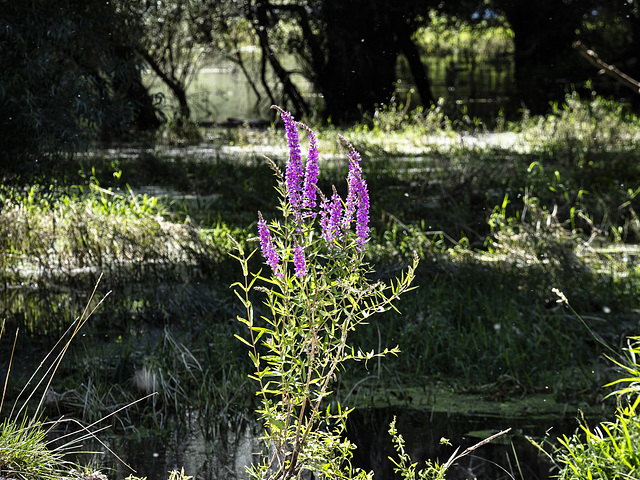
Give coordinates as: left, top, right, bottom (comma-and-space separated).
0, 0, 159, 171
3, 0, 640, 170
120, 0, 218, 120
243, 0, 437, 122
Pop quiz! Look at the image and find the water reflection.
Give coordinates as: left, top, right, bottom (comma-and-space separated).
76, 414, 261, 480
347, 408, 566, 480
72, 407, 574, 480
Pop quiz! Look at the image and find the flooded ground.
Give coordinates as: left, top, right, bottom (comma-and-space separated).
2, 136, 626, 479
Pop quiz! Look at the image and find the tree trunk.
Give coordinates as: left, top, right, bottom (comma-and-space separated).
397, 29, 435, 106
244, 0, 431, 123
497, 0, 587, 114
248, 0, 311, 118
113, 46, 162, 131
139, 49, 191, 119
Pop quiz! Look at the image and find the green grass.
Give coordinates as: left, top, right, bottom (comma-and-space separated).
555, 337, 640, 480
1, 90, 639, 439
0, 416, 69, 480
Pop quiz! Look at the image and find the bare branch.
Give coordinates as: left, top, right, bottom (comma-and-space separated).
573, 41, 640, 95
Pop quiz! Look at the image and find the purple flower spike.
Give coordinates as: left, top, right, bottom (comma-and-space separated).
321, 187, 343, 245
303, 128, 319, 213
356, 177, 370, 247
258, 211, 281, 276
329, 190, 343, 241
293, 243, 307, 277
341, 150, 363, 232
282, 111, 303, 218
348, 148, 370, 248
319, 197, 330, 238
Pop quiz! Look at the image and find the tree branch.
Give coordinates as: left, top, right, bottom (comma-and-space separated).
573, 40, 640, 95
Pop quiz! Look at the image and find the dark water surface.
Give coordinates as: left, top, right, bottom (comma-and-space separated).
2, 276, 599, 480
65, 406, 583, 480
348, 408, 571, 480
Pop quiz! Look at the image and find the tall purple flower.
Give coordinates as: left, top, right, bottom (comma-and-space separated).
320, 187, 343, 245
341, 150, 363, 231
319, 197, 331, 239
329, 190, 343, 241
258, 211, 281, 276
302, 128, 319, 213
293, 243, 307, 277
282, 111, 303, 218
339, 144, 369, 248
355, 177, 370, 247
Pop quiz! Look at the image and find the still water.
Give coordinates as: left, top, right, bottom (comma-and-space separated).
68, 406, 580, 480
145, 48, 513, 124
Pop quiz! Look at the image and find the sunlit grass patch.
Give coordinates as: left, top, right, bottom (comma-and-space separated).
0, 183, 239, 287
0, 416, 69, 480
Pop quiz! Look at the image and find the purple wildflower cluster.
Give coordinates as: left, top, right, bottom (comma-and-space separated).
302, 128, 319, 213
348, 149, 369, 247
281, 108, 320, 222
293, 243, 307, 277
319, 187, 342, 245
258, 211, 282, 278
282, 111, 304, 218
257, 107, 370, 278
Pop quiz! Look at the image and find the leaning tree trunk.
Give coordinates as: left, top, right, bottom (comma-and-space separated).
247, 0, 311, 119
396, 28, 435, 107
113, 46, 163, 131
139, 49, 191, 119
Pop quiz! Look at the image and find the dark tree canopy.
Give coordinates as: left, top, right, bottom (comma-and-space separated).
0, 0, 160, 170
576, 1, 640, 100
244, 0, 436, 122
3, 0, 640, 169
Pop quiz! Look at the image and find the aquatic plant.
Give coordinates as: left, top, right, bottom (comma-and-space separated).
550, 291, 640, 480
229, 106, 420, 480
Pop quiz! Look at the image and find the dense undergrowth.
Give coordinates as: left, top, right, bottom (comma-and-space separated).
1, 90, 640, 478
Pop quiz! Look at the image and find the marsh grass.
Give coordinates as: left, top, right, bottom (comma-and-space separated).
0, 277, 122, 480
522, 86, 640, 165
0, 182, 237, 290
548, 297, 640, 480
0, 415, 69, 480
1, 91, 640, 442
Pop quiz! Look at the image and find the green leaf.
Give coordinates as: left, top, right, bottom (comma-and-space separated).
234, 333, 253, 347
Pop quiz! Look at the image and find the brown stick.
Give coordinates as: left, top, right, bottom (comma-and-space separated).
573, 40, 640, 95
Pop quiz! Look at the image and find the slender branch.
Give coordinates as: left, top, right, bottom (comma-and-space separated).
573, 41, 640, 95
228, 38, 263, 104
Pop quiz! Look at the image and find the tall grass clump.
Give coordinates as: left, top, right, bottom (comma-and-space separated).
0, 416, 69, 480
0, 179, 232, 289
523, 85, 640, 170
554, 306, 640, 480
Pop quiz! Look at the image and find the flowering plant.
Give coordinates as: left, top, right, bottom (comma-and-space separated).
230, 106, 419, 480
